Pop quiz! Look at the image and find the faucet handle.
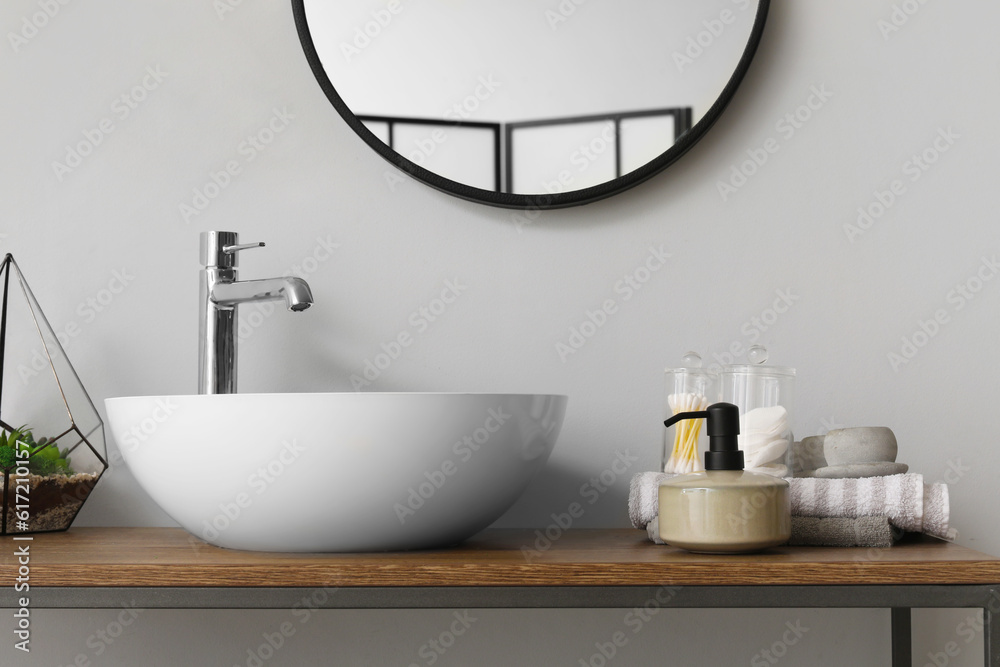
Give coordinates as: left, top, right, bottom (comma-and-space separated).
201, 231, 264, 269
223, 242, 265, 255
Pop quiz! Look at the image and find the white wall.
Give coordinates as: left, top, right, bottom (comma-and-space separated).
2, 0, 998, 665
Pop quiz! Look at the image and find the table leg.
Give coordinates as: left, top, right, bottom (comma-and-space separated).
891, 608, 912, 667
987, 598, 1000, 667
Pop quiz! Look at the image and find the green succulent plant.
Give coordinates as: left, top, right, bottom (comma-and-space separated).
0, 426, 30, 471
0, 425, 75, 475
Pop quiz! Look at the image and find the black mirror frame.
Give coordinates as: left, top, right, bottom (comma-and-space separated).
292, 0, 770, 210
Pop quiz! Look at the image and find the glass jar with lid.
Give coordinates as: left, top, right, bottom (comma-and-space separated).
718, 346, 794, 477
662, 352, 714, 474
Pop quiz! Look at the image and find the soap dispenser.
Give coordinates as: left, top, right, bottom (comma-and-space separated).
658, 402, 790, 553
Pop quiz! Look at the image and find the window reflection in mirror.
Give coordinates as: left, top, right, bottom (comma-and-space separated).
297, 0, 766, 207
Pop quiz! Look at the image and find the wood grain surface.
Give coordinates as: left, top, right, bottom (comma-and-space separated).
1, 528, 998, 588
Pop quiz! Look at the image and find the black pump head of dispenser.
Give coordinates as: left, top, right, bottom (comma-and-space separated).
663, 402, 744, 471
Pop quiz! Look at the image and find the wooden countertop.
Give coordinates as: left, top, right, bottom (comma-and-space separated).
2, 528, 998, 588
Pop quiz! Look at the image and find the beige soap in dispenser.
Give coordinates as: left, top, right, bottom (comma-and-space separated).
658, 402, 790, 553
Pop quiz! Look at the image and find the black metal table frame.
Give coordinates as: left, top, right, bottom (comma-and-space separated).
3, 584, 998, 666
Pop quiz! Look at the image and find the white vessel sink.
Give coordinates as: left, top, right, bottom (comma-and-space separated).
104, 393, 566, 552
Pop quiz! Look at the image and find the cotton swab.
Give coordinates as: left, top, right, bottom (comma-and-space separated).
664, 392, 707, 474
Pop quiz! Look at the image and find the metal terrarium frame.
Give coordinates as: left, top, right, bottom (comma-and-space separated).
0, 254, 108, 534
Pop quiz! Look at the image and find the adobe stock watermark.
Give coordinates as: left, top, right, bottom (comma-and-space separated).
199, 438, 307, 541
512, 154, 640, 228
717, 84, 833, 202
878, 0, 934, 41
702, 288, 800, 378
106, 398, 179, 475
231, 583, 341, 667
350, 278, 467, 389
237, 235, 341, 343
179, 107, 294, 223
443, 75, 502, 122
522, 449, 638, 562
8, 0, 73, 53
18, 268, 136, 385
887, 253, 1000, 372
791, 419, 837, 474
938, 458, 970, 486
727, 484, 781, 531
790, 416, 842, 472
290, 584, 339, 626
214, 0, 247, 21
52, 66, 168, 182
750, 620, 810, 666
12, 534, 31, 653
524, 122, 617, 199
674, 0, 753, 73
57, 602, 143, 667
544, 0, 590, 31
407, 610, 478, 667
555, 245, 671, 362
510, 201, 548, 234
844, 127, 959, 243
114, 397, 179, 455
817, 416, 845, 435
394, 407, 511, 524
384, 75, 502, 193
340, 0, 403, 63
233, 622, 295, 667
911, 590, 1000, 667
578, 585, 681, 667
850, 523, 908, 566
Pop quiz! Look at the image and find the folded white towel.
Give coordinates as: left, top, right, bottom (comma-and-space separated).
923, 482, 953, 540
628, 471, 673, 529
628, 471, 955, 539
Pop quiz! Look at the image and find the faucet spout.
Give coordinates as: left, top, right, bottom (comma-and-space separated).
211, 276, 314, 311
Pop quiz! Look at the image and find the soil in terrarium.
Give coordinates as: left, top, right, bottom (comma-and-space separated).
3, 471, 100, 533
0, 428, 102, 533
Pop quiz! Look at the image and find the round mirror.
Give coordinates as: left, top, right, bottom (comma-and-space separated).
293, 0, 770, 209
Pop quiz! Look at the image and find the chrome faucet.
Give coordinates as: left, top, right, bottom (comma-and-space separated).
199, 231, 314, 394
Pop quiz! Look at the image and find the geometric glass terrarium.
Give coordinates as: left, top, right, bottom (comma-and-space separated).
0, 254, 107, 534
